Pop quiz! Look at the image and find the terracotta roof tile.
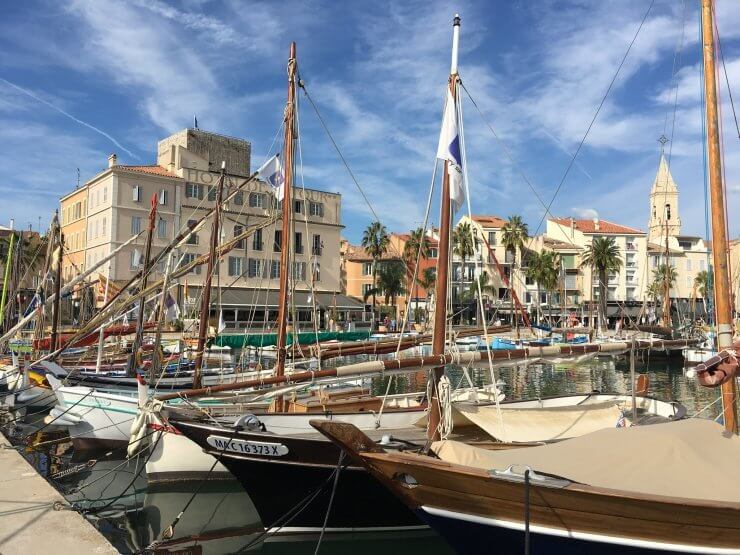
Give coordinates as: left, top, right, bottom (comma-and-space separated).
551, 218, 644, 235
471, 215, 507, 228
115, 165, 180, 178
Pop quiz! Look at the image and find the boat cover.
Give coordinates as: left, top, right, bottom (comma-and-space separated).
453, 400, 624, 442
432, 418, 740, 502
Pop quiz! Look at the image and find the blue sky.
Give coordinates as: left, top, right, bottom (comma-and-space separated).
0, 0, 738, 242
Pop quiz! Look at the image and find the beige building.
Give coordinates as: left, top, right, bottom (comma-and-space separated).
59, 128, 360, 331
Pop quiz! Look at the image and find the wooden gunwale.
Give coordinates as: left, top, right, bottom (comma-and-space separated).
359, 451, 740, 547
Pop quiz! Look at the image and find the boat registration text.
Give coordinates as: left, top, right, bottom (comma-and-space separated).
206, 435, 289, 456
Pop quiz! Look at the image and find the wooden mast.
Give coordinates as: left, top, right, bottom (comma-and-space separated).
701, 0, 737, 434
127, 195, 158, 376
428, 15, 460, 442
194, 164, 226, 388
50, 230, 64, 359
273, 41, 297, 413
662, 207, 671, 328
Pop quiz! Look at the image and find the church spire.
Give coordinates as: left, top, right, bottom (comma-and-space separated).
648, 149, 681, 242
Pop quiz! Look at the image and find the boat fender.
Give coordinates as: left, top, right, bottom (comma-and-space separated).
234, 413, 266, 432
688, 341, 739, 387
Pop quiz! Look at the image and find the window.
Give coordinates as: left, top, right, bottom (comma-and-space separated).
249, 193, 265, 208
309, 202, 324, 217
293, 262, 306, 281
540, 292, 547, 304
429, 247, 438, 258
294, 232, 303, 254
181, 253, 202, 275
525, 275, 534, 285
248, 258, 264, 278
158, 218, 167, 239
95, 219, 99, 238
186, 183, 203, 199
231, 225, 245, 249
362, 283, 373, 296
252, 228, 263, 251
270, 260, 280, 279
131, 216, 141, 234
274, 230, 282, 252
665, 204, 671, 220
130, 250, 141, 270
186, 219, 198, 245
234, 191, 244, 205
102, 217, 107, 237
312, 234, 322, 255
363, 262, 373, 276
103, 187, 107, 203
686, 259, 692, 271
679, 240, 692, 249
525, 292, 532, 304
313, 261, 321, 282
294, 200, 303, 214
700, 259, 706, 271
133, 185, 141, 202
159, 189, 168, 205
228, 256, 243, 277
487, 231, 496, 245
208, 186, 217, 201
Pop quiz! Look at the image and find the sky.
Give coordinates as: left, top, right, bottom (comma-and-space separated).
0, 0, 738, 242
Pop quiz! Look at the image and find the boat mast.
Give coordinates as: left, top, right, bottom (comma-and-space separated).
50, 230, 63, 359
428, 15, 460, 442
273, 41, 298, 413
127, 195, 158, 376
662, 206, 671, 328
701, 0, 737, 433
0, 224, 15, 331
194, 164, 226, 388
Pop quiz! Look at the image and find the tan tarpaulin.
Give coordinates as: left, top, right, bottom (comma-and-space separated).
432, 418, 740, 503
454, 400, 624, 442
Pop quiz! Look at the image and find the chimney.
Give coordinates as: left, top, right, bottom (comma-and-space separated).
108, 153, 117, 168
593, 216, 600, 231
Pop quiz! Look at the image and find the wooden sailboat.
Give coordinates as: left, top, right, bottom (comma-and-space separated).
313, 4, 740, 553
170, 20, 693, 533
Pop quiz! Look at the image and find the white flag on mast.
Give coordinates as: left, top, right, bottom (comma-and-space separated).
257, 153, 285, 201
436, 89, 464, 212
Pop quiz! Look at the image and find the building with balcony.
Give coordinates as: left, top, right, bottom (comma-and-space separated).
58, 128, 360, 331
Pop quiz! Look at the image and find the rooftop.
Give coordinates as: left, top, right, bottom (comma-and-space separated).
550, 217, 644, 235
470, 215, 507, 228
114, 164, 180, 178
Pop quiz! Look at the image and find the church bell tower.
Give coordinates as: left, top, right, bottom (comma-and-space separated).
648, 152, 681, 243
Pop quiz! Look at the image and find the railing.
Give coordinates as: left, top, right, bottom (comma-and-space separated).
312, 246, 323, 256
626, 243, 637, 251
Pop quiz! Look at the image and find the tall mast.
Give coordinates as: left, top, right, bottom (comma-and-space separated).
0, 224, 15, 331
428, 15, 460, 442
662, 207, 671, 327
194, 164, 226, 388
273, 41, 298, 413
50, 231, 63, 359
127, 195, 158, 376
701, 0, 737, 434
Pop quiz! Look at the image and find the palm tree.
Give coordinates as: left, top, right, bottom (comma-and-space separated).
403, 227, 429, 321
652, 264, 678, 296
361, 221, 390, 323
453, 222, 475, 322
376, 260, 407, 316
525, 251, 560, 325
539, 251, 561, 325
417, 267, 437, 323
693, 269, 711, 319
464, 270, 498, 325
580, 237, 622, 330
501, 215, 529, 326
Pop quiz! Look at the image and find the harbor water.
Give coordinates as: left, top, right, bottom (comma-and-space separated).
7, 355, 722, 554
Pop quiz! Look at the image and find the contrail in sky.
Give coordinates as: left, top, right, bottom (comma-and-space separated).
0, 77, 137, 158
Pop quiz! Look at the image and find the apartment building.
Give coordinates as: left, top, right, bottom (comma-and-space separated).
58, 128, 359, 330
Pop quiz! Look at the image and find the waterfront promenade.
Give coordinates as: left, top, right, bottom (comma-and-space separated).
0, 433, 114, 554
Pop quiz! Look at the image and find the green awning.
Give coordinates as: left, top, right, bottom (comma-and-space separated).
214, 330, 372, 349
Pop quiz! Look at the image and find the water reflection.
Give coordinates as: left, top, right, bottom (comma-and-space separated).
10, 356, 721, 553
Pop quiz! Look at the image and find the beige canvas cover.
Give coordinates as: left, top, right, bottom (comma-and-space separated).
432, 418, 740, 503
454, 400, 624, 442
